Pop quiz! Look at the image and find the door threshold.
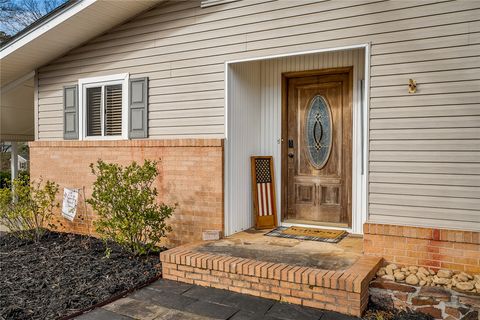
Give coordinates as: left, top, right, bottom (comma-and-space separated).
281, 219, 352, 233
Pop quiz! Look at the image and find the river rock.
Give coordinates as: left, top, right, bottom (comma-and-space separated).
455, 282, 474, 291
408, 266, 418, 274
382, 274, 395, 281
455, 273, 469, 282
437, 269, 453, 278
417, 267, 429, 276
419, 280, 426, 286
460, 272, 473, 280
433, 276, 450, 285
385, 264, 397, 276
376, 267, 386, 276
394, 271, 406, 281
406, 274, 419, 285
417, 272, 428, 281
475, 281, 480, 291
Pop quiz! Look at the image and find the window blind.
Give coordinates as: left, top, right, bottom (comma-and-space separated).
86, 87, 102, 136
105, 84, 122, 136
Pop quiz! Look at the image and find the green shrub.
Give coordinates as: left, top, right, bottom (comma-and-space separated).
0, 171, 10, 188
0, 171, 29, 189
87, 160, 175, 256
0, 178, 59, 241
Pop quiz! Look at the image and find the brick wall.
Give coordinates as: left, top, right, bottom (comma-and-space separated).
29, 139, 224, 246
160, 244, 383, 317
364, 223, 480, 274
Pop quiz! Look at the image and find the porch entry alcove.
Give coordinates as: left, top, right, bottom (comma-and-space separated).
224, 46, 368, 236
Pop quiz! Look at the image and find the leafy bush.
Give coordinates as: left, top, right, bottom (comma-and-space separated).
0, 171, 29, 189
87, 160, 175, 255
0, 171, 10, 188
0, 178, 59, 241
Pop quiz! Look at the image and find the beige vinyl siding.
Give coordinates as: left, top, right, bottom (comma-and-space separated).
37, 0, 480, 230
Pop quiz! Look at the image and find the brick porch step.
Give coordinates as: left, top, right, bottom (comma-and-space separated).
160, 243, 382, 317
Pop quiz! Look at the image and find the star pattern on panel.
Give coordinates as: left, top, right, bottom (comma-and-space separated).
255, 159, 272, 183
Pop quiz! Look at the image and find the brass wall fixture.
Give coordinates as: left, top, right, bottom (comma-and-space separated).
408, 79, 417, 93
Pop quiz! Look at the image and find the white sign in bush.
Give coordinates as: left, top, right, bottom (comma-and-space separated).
62, 188, 79, 221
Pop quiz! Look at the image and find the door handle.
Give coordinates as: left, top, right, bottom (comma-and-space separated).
288, 152, 294, 158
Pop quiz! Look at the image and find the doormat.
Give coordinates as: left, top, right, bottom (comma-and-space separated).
264, 226, 348, 243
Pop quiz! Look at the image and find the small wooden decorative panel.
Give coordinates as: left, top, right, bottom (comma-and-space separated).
251, 156, 277, 229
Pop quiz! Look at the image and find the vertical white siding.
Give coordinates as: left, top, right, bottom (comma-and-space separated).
225, 62, 261, 235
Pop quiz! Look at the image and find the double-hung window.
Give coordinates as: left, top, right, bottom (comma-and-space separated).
63, 74, 148, 140
79, 74, 129, 140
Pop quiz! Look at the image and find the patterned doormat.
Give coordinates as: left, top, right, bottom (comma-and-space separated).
264, 226, 348, 243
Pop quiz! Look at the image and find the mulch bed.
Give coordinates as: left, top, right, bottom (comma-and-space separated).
0, 231, 162, 320
363, 302, 434, 320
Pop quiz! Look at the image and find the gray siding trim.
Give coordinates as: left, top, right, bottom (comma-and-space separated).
63, 84, 78, 140
128, 77, 149, 139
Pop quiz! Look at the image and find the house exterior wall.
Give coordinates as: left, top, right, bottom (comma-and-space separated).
35, 0, 480, 232
29, 139, 224, 246
364, 223, 480, 274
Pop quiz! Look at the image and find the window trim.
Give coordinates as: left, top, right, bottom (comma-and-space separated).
78, 73, 129, 140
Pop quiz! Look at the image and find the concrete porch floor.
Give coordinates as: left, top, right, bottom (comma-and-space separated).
196, 229, 364, 271
160, 229, 381, 316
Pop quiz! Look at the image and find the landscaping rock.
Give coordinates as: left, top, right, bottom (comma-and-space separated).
385, 264, 398, 276
370, 279, 417, 293
394, 272, 406, 281
376, 267, 386, 277
411, 297, 439, 306
418, 267, 429, 276
382, 274, 395, 281
408, 266, 418, 274
458, 272, 472, 281
433, 276, 450, 285
418, 286, 452, 302
455, 282, 474, 291
437, 270, 453, 279
416, 306, 442, 319
406, 274, 419, 285
374, 263, 480, 295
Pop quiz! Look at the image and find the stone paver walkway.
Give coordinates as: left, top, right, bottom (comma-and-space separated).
76, 279, 358, 320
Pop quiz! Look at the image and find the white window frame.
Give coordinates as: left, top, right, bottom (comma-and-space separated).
78, 73, 129, 140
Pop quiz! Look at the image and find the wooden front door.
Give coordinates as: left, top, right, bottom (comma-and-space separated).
284, 68, 352, 227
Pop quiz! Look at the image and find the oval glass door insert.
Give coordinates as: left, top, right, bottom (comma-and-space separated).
304, 95, 332, 169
